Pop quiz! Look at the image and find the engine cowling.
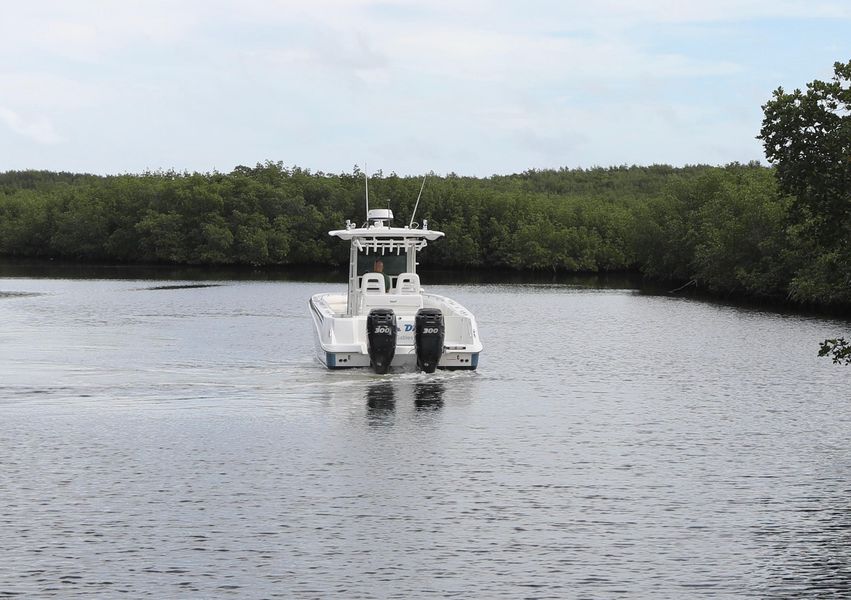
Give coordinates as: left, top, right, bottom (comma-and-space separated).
367, 308, 397, 374
415, 308, 444, 373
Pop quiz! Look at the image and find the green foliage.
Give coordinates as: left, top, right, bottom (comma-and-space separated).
631, 163, 792, 298
0, 158, 845, 310
819, 338, 851, 365
759, 59, 851, 362
689, 168, 792, 296
0, 189, 57, 256
759, 60, 851, 244
136, 210, 188, 263
759, 60, 851, 305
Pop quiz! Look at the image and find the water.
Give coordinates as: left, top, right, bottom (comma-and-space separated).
2, 272, 851, 598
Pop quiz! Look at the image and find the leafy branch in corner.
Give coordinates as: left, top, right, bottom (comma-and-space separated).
818, 338, 851, 365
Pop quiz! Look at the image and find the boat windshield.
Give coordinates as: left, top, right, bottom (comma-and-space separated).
357, 249, 408, 277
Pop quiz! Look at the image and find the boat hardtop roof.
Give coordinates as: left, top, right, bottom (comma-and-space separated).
329, 224, 444, 241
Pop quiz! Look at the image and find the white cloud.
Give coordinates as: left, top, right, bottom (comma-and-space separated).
0, 73, 108, 110
0, 106, 64, 144
0, 0, 846, 173
0, 1, 201, 61
485, 0, 851, 32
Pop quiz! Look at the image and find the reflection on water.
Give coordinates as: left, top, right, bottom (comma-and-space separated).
414, 381, 445, 410
0, 257, 345, 283
0, 256, 649, 289
143, 283, 224, 291
365, 380, 447, 423
365, 381, 396, 425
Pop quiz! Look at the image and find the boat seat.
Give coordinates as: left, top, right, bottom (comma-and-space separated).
361, 272, 386, 294
394, 272, 420, 294
358, 272, 423, 314
360, 293, 423, 315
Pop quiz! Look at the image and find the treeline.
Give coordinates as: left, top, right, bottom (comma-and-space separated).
0, 161, 847, 306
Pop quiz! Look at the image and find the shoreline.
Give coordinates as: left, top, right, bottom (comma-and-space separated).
2, 255, 849, 320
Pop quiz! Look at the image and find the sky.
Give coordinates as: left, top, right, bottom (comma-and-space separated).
0, 0, 849, 176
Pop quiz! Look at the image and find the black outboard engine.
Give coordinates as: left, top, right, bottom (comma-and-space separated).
367, 308, 397, 374
415, 308, 445, 373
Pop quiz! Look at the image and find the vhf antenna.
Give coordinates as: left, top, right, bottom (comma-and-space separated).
364, 163, 370, 218
409, 175, 427, 228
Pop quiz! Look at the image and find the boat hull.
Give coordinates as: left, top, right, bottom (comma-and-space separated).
315, 348, 480, 370
309, 293, 481, 371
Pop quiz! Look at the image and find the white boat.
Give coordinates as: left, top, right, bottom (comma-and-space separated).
309, 208, 482, 373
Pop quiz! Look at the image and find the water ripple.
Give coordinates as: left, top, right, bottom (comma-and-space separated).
1, 279, 851, 597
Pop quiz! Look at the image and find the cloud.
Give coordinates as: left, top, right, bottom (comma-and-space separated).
0, 1, 201, 61
0, 107, 64, 144
0, 0, 847, 174
0, 73, 107, 110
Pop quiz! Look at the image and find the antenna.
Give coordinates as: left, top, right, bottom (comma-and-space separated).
364, 163, 370, 219
409, 175, 427, 228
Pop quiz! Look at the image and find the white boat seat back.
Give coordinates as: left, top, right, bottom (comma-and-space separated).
394, 272, 420, 294
361, 272, 386, 294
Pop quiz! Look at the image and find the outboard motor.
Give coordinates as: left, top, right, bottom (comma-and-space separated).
367, 308, 397, 374
415, 308, 445, 373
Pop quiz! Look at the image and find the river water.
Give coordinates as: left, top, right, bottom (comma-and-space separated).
1, 269, 850, 598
